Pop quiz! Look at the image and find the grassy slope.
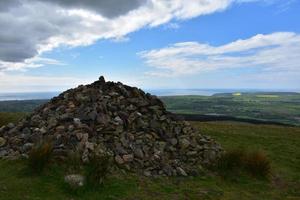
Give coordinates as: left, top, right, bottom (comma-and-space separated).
161, 92, 300, 125
0, 116, 299, 199
0, 100, 48, 113
0, 112, 27, 127
192, 122, 300, 181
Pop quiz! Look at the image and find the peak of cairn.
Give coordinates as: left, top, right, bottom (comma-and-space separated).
0, 76, 222, 176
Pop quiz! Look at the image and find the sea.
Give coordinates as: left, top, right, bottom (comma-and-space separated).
0, 92, 60, 101
0, 89, 295, 101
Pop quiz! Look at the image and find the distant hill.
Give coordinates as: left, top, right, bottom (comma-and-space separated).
160, 92, 300, 126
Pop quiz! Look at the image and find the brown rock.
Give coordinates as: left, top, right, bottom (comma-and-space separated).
115, 155, 124, 165
122, 154, 134, 162
0, 137, 6, 147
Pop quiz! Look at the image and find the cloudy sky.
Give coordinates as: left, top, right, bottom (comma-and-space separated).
0, 0, 299, 92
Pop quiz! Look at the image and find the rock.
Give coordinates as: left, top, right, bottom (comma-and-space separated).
187, 151, 197, 156
82, 149, 89, 163
0, 150, 8, 157
82, 133, 89, 143
73, 118, 81, 126
60, 113, 71, 121
75, 132, 83, 140
22, 143, 34, 152
134, 148, 144, 159
182, 127, 190, 134
56, 126, 65, 132
7, 123, 15, 129
88, 111, 98, 121
176, 167, 188, 176
180, 138, 190, 149
170, 138, 178, 146
40, 127, 47, 134
114, 116, 123, 125
85, 142, 94, 151
143, 171, 152, 177
68, 125, 74, 132
159, 115, 167, 121
22, 127, 31, 135
99, 75, 105, 84
122, 154, 134, 162
75, 94, 90, 103
0, 126, 5, 133
115, 155, 124, 165
109, 92, 119, 97
136, 119, 147, 128
174, 127, 181, 135
48, 118, 57, 128
114, 142, 125, 153
64, 174, 85, 188
157, 141, 166, 151
0, 137, 6, 147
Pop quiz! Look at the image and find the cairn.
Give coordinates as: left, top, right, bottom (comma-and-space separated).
0, 76, 222, 176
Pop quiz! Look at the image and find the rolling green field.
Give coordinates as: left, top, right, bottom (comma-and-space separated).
161, 92, 300, 125
0, 112, 27, 127
0, 100, 47, 113
0, 113, 299, 200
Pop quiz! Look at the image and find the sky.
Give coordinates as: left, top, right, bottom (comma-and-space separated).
0, 0, 299, 92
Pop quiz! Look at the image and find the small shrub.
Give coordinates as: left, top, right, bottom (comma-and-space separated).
85, 153, 112, 186
216, 149, 245, 172
244, 151, 271, 178
216, 148, 271, 179
27, 139, 53, 174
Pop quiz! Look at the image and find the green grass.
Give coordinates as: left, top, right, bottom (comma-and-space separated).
192, 122, 300, 181
256, 95, 279, 98
1, 159, 294, 200
0, 99, 48, 113
0, 116, 300, 199
0, 112, 27, 127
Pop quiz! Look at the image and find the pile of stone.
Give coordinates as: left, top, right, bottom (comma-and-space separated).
0, 76, 222, 176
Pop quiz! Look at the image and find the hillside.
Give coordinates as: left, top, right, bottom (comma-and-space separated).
161, 92, 300, 125
0, 92, 299, 199
0, 100, 48, 113
0, 119, 299, 199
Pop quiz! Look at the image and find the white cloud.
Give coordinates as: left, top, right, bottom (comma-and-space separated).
0, 73, 93, 92
0, 73, 145, 92
0, 57, 65, 71
237, 0, 297, 13
139, 32, 300, 76
164, 22, 180, 30
0, 0, 242, 71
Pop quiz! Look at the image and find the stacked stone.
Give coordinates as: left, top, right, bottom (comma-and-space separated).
0, 76, 222, 176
